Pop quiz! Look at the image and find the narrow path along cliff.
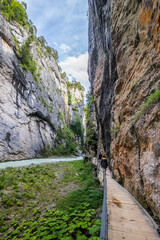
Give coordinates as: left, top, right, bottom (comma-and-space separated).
106, 169, 159, 240
0, 0, 160, 239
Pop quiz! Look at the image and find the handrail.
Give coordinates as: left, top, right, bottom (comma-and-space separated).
100, 168, 108, 240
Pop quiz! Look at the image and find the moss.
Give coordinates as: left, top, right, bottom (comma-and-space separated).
38, 86, 42, 92
49, 105, 53, 113
130, 79, 139, 91
131, 89, 160, 125
56, 88, 62, 95
12, 35, 19, 50
58, 110, 65, 123
38, 97, 53, 113
110, 124, 120, 138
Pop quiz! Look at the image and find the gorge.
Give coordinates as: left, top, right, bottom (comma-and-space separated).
0, 0, 160, 231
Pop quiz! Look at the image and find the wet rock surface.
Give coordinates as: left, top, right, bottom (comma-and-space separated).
88, 0, 160, 222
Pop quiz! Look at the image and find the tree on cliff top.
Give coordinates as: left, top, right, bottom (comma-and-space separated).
0, 0, 27, 25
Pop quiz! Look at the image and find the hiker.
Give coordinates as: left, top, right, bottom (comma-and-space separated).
101, 155, 107, 170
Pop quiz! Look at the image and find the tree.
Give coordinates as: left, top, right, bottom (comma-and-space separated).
70, 117, 84, 143
0, 0, 27, 25
21, 1, 27, 10
38, 36, 47, 46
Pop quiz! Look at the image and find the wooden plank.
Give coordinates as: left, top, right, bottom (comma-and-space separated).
106, 170, 160, 240
109, 229, 159, 240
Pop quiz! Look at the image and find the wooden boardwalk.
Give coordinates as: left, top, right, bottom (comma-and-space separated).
106, 170, 160, 240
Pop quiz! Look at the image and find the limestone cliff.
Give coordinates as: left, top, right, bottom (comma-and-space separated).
0, 11, 84, 161
67, 81, 84, 126
88, 0, 160, 223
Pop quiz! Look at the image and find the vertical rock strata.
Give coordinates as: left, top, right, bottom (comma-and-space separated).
88, 0, 118, 157
0, 13, 84, 161
88, 0, 160, 222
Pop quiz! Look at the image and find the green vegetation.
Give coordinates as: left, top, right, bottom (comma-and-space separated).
44, 111, 84, 157
44, 111, 77, 156
55, 127, 77, 156
67, 81, 85, 91
0, 161, 103, 239
1, 0, 59, 85
56, 88, 62, 95
18, 35, 40, 84
38, 96, 53, 113
66, 80, 84, 106
110, 124, 120, 133
60, 71, 67, 80
131, 89, 160, 125
85, 91, 97, 152
37, 36, 58, 61
130, 79, 139, 91
70, 116, 84, 145
110, 124, 120, 139
68, 90, 72, 105
0, 0, 37, 35
0, 0, 27, 25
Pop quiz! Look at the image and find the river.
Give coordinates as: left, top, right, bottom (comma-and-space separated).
0, 156, 83, 169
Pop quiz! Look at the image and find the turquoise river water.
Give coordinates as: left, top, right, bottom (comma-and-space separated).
0, 156, 83, 169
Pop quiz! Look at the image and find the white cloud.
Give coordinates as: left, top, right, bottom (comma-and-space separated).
60, 52, 90, 94
59, 44, 71, 53
53, 41, 58, 46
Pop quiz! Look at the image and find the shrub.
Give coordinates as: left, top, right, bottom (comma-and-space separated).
18, 36, 39, 84
70, 116, 84, 144
67, 81, 85, 91
131, 89, 160, 125
68, 91, 72, 105
60, 71, 67, 79
0, 0, 27, 25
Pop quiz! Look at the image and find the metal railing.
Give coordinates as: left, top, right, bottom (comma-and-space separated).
100, 169, 108, 240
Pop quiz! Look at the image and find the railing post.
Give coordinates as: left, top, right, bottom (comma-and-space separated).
100, 168, 108, 240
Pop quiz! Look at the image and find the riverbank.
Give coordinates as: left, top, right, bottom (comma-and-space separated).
0, 160, 103, 239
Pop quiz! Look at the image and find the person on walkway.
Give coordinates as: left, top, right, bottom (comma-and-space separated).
101, 155, 108, 171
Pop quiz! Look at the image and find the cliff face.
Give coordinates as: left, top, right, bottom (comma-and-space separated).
88, 0, 160, 222
0, 13, 84, 161
67, 84, 84, 125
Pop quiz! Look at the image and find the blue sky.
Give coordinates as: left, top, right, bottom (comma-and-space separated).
23, 0, 90, 93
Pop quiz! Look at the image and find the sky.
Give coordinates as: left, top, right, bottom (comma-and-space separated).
23, 0, 90, 94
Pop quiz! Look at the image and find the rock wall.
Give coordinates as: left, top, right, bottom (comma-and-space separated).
88, 0, 160, 223
0, 13, 84, 161
68, 85, 84, 125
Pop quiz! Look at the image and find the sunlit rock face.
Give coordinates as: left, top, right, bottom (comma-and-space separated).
88, 0, 160, 222
0, 13, 84, 161
68, 87, 84, 124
